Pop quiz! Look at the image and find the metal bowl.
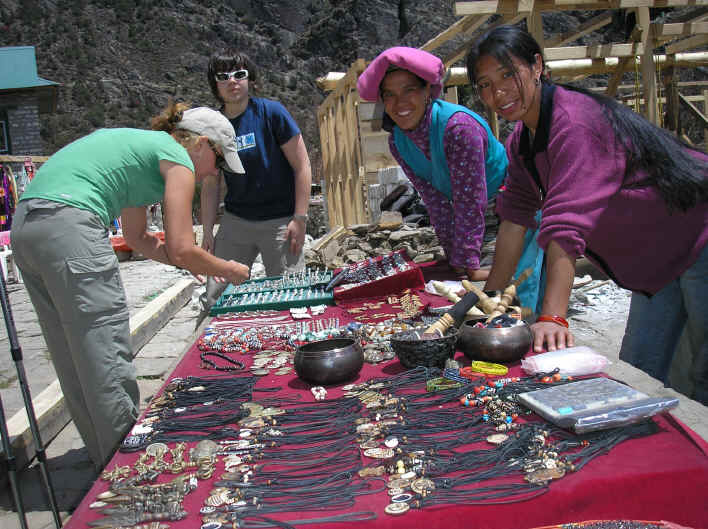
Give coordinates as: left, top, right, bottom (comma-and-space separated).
456, 319, 533, 363
389, 327, 459, 369
295, 338, 364, 386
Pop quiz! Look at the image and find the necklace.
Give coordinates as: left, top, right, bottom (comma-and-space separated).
200, 351, 246, 372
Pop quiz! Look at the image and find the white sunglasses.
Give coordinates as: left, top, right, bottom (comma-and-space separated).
215, 70, 249, 82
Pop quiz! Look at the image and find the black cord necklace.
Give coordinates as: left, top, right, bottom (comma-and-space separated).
200, 350, 246, 371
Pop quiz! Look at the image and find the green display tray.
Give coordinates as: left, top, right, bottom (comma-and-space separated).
225, 271, 333, 295
210, 285, 334, 315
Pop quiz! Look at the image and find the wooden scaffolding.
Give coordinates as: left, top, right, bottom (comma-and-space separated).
316, 0, 708, 229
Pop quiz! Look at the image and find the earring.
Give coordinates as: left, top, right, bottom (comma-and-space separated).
534, 78, 540, 86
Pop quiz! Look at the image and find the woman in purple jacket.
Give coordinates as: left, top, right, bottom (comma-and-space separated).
466, 25, 708, 403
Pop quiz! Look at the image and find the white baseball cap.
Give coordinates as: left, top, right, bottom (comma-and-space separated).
177, 107, 244, 173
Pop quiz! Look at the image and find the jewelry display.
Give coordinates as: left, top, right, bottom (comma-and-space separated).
88, 473, 198, 527
210, 268, 335, 315
310, 385, 327, 401
90, 273, 670, 529
336, 251, 413, 290
228, 268, 333, 294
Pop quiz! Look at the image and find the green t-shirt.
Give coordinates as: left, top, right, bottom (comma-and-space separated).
21, 128, 194, 226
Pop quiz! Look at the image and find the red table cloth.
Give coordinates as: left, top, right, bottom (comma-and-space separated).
65, 286, 708, 529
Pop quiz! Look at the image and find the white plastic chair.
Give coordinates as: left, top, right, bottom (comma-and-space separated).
0, 245, 22, 283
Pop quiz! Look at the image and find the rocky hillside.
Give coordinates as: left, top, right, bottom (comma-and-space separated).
0, 0, 457, 166
0, 0, 704, 170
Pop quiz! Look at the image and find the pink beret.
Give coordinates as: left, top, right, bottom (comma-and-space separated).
357, 47, 445, 102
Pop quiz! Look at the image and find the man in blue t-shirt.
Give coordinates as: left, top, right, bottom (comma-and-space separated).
200, 49, 312, 312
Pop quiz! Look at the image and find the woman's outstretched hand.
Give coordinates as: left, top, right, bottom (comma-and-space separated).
530, 321, 574, 353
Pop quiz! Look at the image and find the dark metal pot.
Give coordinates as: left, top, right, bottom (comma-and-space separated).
389, 327, 459, 369
457, 319, 533, 363
295, 338, 364, 386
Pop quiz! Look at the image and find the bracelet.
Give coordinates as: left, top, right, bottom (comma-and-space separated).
426, 377, 462, 392
466, 361, 508, 376
459, 366, 486, 380
536, 314, 569, 328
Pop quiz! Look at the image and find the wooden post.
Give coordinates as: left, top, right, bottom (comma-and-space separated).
444, 86, 459, 104
638, 7, 659, 124
704, 90, 708, 152
663, 65, 679, 133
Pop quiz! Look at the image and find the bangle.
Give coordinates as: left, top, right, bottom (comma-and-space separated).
537, 314, 569, 328
460, 366, 486, 380
426, 377, 462, 392
467, 361, 508, 376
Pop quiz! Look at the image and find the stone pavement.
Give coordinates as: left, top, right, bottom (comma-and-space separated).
0, 261, 707, 529
0, 259, 204, 529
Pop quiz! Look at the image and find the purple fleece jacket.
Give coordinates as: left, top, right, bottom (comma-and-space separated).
497, 85, 708, 295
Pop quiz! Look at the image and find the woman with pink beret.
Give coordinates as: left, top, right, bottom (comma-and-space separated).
357, 46, 543, 310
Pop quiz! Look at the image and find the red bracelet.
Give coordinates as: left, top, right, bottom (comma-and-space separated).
537, 314, 569, 328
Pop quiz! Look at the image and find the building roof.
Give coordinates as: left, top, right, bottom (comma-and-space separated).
0, 46, 58, 90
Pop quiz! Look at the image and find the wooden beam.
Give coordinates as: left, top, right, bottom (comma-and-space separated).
446, 52, 708, 83
704, 89, 708, 152
638, 7, 658, 124
654, 21, 708, 40
421, 15, 489, 52
591, 80, 708, 91
663, 65, 680, 132
606, 57, 633, 96
518, 0, 536, 12
665, 34, 708, 53
442, 13, 527, 66
617, 94, 707, 103
455, 0, 708, 16
454, 1, 499, 15
546, 50, 708, 74
316, 72, 346, 92
0, 155, 50, 162
544, 42, 645, 60
545, 13, 614, 47
527, 12, 545, 49
680, 92, 708, 128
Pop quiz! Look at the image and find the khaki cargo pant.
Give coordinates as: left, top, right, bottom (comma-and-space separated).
202, 211, 304, 310
11, 199, 139, 467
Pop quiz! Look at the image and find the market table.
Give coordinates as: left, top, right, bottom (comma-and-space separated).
64, 274, 708, 529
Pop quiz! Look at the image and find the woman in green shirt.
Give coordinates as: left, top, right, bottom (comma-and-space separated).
11, 102, 249, 468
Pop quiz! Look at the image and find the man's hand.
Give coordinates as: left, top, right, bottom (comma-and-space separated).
201, 231, 215, 254
287, 218, 306, 256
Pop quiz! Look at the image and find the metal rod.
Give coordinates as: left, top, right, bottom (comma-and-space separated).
0, 392, 29, 529
0, 273, 62, 528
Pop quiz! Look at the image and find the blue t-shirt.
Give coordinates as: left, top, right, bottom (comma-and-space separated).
223, 97, 301, 220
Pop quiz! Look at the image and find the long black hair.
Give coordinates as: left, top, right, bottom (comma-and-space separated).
466, 25, 708, 212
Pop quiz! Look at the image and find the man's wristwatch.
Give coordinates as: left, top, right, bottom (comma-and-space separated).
293, 214, 308, 224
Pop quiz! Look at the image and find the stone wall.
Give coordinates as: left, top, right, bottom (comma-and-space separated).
1, 92, 44, 155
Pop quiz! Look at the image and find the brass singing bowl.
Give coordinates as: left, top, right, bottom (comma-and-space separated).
456, 318, 533, 363
295, 338, 364, 386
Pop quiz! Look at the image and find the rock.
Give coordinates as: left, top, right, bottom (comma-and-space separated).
377, 211, 403, 230
344, 249, 368, 263
389, 229, 420, 242
357, 241, 373, 253
413, 253, 435, 264
321, 239, 341, 264
330, 256, 345, 269
348, 224, 372, 236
